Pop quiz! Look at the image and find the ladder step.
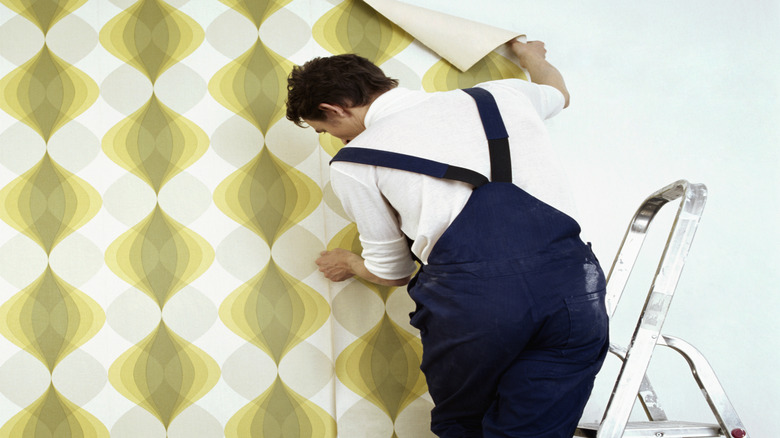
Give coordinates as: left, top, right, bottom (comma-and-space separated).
575, 421, 723, 437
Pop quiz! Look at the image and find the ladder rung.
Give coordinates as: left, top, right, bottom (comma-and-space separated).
575, 421, 722, 437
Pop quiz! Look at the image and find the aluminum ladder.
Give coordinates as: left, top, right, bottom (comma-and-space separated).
575, 180, 749, 438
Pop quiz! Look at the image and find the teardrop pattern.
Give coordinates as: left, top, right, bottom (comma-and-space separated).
0, 0, 88, 34
0, 385, 108, 437
313, 0, 412, 66
0, 46, 98, 142
225, 377, 336, 438
99, 0, 204, 81
108, 322, 220, 427
102, 96, 210, 192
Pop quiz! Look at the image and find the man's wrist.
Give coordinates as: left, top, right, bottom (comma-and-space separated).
347, 252, 364, 277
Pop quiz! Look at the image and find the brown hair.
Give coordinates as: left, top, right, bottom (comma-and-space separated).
286, 54, 398, 127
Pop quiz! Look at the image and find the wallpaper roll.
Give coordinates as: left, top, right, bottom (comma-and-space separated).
363, 0, 524, 71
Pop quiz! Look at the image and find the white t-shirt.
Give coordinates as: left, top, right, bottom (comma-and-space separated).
331, 79, 572, 280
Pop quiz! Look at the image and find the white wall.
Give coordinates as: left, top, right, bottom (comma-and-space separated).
411, 1, 779, 436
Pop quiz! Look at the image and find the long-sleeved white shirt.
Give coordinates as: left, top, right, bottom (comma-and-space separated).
331, 79, 571, 280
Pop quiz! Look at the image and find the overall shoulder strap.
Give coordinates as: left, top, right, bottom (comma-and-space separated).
461, 87, 512, 183
329, 86, 511, 187
331, 147, 489, 188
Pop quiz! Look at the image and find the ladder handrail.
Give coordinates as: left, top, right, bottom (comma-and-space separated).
604, 180, 703, 317
659, 335, 749, 438
598, 180, 708, 437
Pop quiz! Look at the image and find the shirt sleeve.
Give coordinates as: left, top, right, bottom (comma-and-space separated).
480, 79, 565, 120
330, 165, 418, 280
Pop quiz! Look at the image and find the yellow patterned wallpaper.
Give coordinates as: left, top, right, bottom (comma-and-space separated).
0, 0, 523, 436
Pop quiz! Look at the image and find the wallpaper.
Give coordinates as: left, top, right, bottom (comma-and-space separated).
0, 0, 524, 436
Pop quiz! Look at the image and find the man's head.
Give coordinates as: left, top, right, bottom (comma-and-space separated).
286, 54, 399, 136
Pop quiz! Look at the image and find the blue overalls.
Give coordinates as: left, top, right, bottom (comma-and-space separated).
331, 87, 609, 437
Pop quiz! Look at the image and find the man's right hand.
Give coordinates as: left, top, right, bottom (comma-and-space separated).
509, 39, 548, 66
508, 39, 570, 108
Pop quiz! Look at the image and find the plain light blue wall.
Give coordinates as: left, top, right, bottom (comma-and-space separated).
407, 1, 779, 436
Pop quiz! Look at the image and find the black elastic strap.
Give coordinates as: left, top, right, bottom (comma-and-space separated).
331, 147, 489, 188
462, 87, 512, 183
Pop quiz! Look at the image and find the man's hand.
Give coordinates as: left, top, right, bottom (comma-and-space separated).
316, 248, 359, 282
509, 39, 548, 66
316, 248, 411, 287
508, 39, 570, 108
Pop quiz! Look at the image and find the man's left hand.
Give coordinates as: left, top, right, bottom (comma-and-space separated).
315, 248, 359, 281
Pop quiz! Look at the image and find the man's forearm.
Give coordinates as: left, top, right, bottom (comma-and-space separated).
509, 40, 570, 108
348, 255, 411, 287
522, 56, 570, 107
316, 248, 410, 287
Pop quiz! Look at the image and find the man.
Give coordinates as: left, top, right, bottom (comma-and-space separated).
286, 40, 608, 438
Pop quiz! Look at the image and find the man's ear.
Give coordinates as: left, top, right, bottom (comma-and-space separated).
318, 103, 348, 117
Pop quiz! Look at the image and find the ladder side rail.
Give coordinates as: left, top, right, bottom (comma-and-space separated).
604, 181, 688, 317
659, 336, 750, 438
608, 343, 669, 421
598, 181, 692, 426
597, 183, 708, 437
599, 332, 666, 437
